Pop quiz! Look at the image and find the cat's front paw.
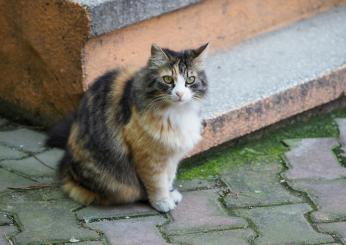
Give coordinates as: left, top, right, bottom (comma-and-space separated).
150, 198, 176, 213
170, 189, 183, 204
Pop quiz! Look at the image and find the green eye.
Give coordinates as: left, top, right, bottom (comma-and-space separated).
162, 76, 174, 84
186, 76, 196, 85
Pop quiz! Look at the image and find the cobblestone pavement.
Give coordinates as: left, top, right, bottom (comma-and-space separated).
0, 117, 346, 245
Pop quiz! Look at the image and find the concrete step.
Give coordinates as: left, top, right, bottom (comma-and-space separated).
73, 0, 201, 37
0, 0, 345, 123
192, 6, 346, 154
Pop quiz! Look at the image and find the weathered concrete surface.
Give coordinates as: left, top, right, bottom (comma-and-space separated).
191, 6, 346, 155
318, 222, 346, 244
163, 190, 247, 235
83, 0, 346, 86
0, 0, 88, 124
0, 145, 27, 161
77, 203, 157, 222
336, 118, 346, 153
0, 225, 17, 245
0, 116, 346, 244
169, 229, 256, 245
1, 0, 345, 126
73, 0, 201, 36
88, 216, 167, 245
222, 162, 302, 208
0, 128, 46, 152
289, 179, 346, 222
283, 138, 346, 180
0, 188, 98, 244
0, 168, 36, 192
234, 204, 334, 245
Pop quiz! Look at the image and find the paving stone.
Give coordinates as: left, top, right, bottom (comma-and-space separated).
0, 188, 97, 244
288, 179, 346, 222
67, 242, 106, 245
284, 138, 346, 180
34, 148, 64, 169
0, 155, 55, 178
169, 228, 256, 245
234, 203, 334, 245
88, 216, 167, 245
318, 222, 346, 244
0, 144, 27, 161
163, 190, 247, 235
336, 118, 346, 153
175, 179, 217, 191
0, 212, 11, 226
0, 225, 17, 245
0, 168, 36, 192
222, 162, 302, 208
77, 203, 157, 222
0, 117, 9, 128
0, 128, 46, 152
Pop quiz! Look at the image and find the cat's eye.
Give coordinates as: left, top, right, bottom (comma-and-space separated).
162, 76, 174, 84
186, 76, 196, 85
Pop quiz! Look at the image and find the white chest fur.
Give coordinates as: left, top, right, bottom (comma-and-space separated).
143, 102, 202, 152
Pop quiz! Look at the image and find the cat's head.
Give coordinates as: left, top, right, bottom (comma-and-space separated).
143, 43, 208, 107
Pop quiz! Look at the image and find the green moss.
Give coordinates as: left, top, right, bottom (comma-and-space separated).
333, 145, 346, 167
178, 107, 346, 180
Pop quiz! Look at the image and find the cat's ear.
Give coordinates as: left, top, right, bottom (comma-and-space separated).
149, 44, 169, 68
192, 43, 209, 69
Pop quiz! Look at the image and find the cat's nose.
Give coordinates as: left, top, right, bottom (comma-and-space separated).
176, 91, 184, 99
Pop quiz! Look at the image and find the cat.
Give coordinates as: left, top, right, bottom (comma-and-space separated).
46, 43, 208, 212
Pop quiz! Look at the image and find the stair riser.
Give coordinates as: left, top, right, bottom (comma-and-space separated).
191, 66, 346, 155
82, 0, 346, 88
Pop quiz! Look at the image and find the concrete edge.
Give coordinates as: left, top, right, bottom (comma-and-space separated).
190, 65, 346, 156
75, 0, 201, 37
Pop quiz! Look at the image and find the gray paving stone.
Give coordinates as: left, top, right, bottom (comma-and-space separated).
88, 216, 167, 245
0, 168, 36, 192
0, 117, 9, 128
169, 228, 256, 245
77, 203, 157, 222
175, 179, 217, 191
67, 241, 106, 245
336, 118, 346, 154
0, 155, 55, 178
234, 203, 334, 245
288, 179, 346, 222
163, 190, 247, 235
0, 225, 17, 245
284, 138, 346, 180
0, 128, 46, 152
0, 144, 27, 161
222, 162, 302, 208
67, 242, 106, 245
0, 188, 97, 244
0, 212, 11, 226
318, 222, 346, 244
34, 148, 64, 169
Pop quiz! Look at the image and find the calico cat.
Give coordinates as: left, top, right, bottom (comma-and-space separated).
46, 43, 208, 212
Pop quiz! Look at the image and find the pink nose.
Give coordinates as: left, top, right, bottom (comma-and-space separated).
176, 91, 184, 98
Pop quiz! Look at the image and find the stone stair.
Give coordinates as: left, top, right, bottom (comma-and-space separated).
0, 0, 346, 156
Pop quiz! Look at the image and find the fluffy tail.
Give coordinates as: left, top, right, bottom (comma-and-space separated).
45, 113, 74, 149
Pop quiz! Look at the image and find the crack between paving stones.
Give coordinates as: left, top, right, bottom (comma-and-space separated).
332, 144, 346, 167
29, 152, 56, 170
157, 214, 174, 244
280, 154, 340, 243
216, 179, 260, 245
70, 210, 107, 245
0, 141, 47, 155
81, 212, 162, 223
0, 165, 40, 184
